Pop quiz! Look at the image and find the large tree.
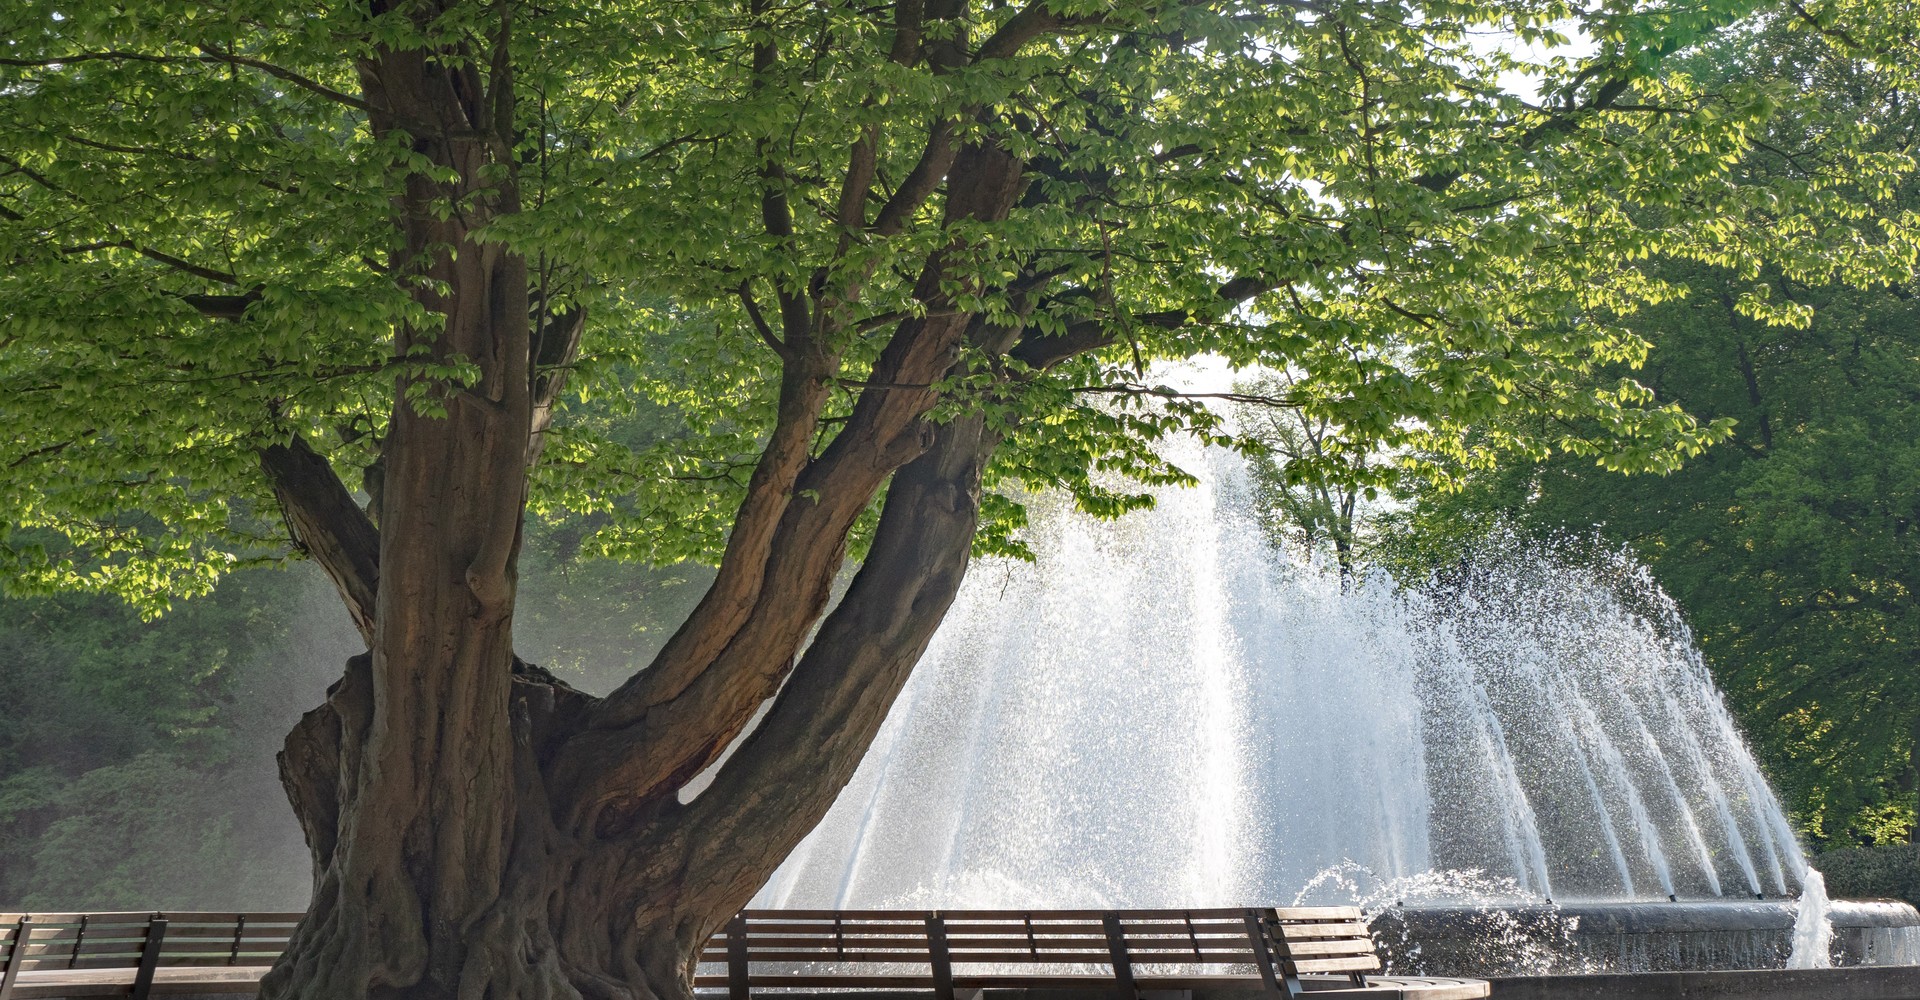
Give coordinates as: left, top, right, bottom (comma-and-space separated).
1, 0, 1911, 997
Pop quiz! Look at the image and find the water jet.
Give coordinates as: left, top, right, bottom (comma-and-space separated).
756, 448, 1920, 976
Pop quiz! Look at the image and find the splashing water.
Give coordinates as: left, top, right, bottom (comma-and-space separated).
1789, 868, 1835, 969
1296, 864, 1583, 976
757, 447, 1831, 961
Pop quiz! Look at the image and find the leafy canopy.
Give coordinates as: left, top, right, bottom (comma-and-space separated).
1, 0, 1914, 606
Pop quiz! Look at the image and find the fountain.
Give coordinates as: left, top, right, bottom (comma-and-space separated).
753, 447, 1920, 976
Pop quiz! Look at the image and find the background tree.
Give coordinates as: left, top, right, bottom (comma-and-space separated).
1380, 13, 1920, 846
1231, 371, 1399, 584
2, 0, 1913, 998
0, 516, 705, 910
0, 569, 327, 910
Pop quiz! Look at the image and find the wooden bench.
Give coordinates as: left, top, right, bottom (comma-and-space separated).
0, 912, 300, 998
694, 908, 1487, 999
0, 908, 1485, 999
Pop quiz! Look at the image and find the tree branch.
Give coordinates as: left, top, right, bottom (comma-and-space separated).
0, 49, 377, 113
176, 290, 263, 319
556, 139, 1029, 837
62, 238, 245, 286
682, 412, 997, 904
737, 280, 792, 360
975, 0, 1104, 61
260, 436, 381, 644
1010, 274, 1273, 369
871, 120, 957, 235
1071, 383, 1304, 407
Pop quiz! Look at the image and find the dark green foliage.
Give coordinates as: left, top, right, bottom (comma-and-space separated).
1816, 844, 1920, 906
17, 754, 308, 910
8, 0, 1908, 608
0, 566, 338, 908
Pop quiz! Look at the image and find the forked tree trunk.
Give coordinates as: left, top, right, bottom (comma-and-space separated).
265, 416, 996, 1000
269, 656, 734, 1000
254, 5, 1029, 997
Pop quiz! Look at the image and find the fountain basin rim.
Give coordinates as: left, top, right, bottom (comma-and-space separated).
1373, 899, 1920, 934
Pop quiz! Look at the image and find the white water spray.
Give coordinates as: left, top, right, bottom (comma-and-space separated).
758, 448, 1831, 961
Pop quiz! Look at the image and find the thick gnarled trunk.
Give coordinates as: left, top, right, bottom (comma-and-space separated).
266, 410, 999, 1000
269, 655, 713, 1000
263, 374, 1000, 999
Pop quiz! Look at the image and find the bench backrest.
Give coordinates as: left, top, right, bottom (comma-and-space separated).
0, 912, 304, 1000
697, 907, 1378, 999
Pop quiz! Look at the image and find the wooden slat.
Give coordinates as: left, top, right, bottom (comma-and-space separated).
737, 921, 929, 935
723, 934, 932, 948
949, 936, 1132, 951
154, 946, 292, 960
13, 923, 149, 939
703, 942, 1258, 959
738, 907, 1257, 921
18, 958, 147, 972
1271, 907, 1362, 922
14, 953, 146, 968
1279, 921, 1370, 940
1285, 954, 1380, 974
698, 950, 1255, 961
155, 955, 280, 968
959, 943, 1254, 958
1277, 938, 1372, 957
696, 974, 938, 988
1106, 948, 1256, 961
945, 920, 1251, 936
956, 908, 1255, 920
153, 914, 302, 924
713, 949, 940, 964
13, 951, 148, 965
13, 934, 147, 952
155, 928, 289, 943
154, 943, 287, 954
20, 935, 149, 950
936, 921, 1107, 935
146, 927, 241, 940
5, 914, 151, 923
741, 909, 936, 920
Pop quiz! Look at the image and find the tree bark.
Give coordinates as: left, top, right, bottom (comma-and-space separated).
267, 414, 1000, 1000
260, 133, 1027, 1000
262, 437, 382, 644
684, 414, 998, 907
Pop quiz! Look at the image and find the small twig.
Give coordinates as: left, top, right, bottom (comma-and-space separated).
1070, 383, 1304, 407
737, 280, 792, 360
